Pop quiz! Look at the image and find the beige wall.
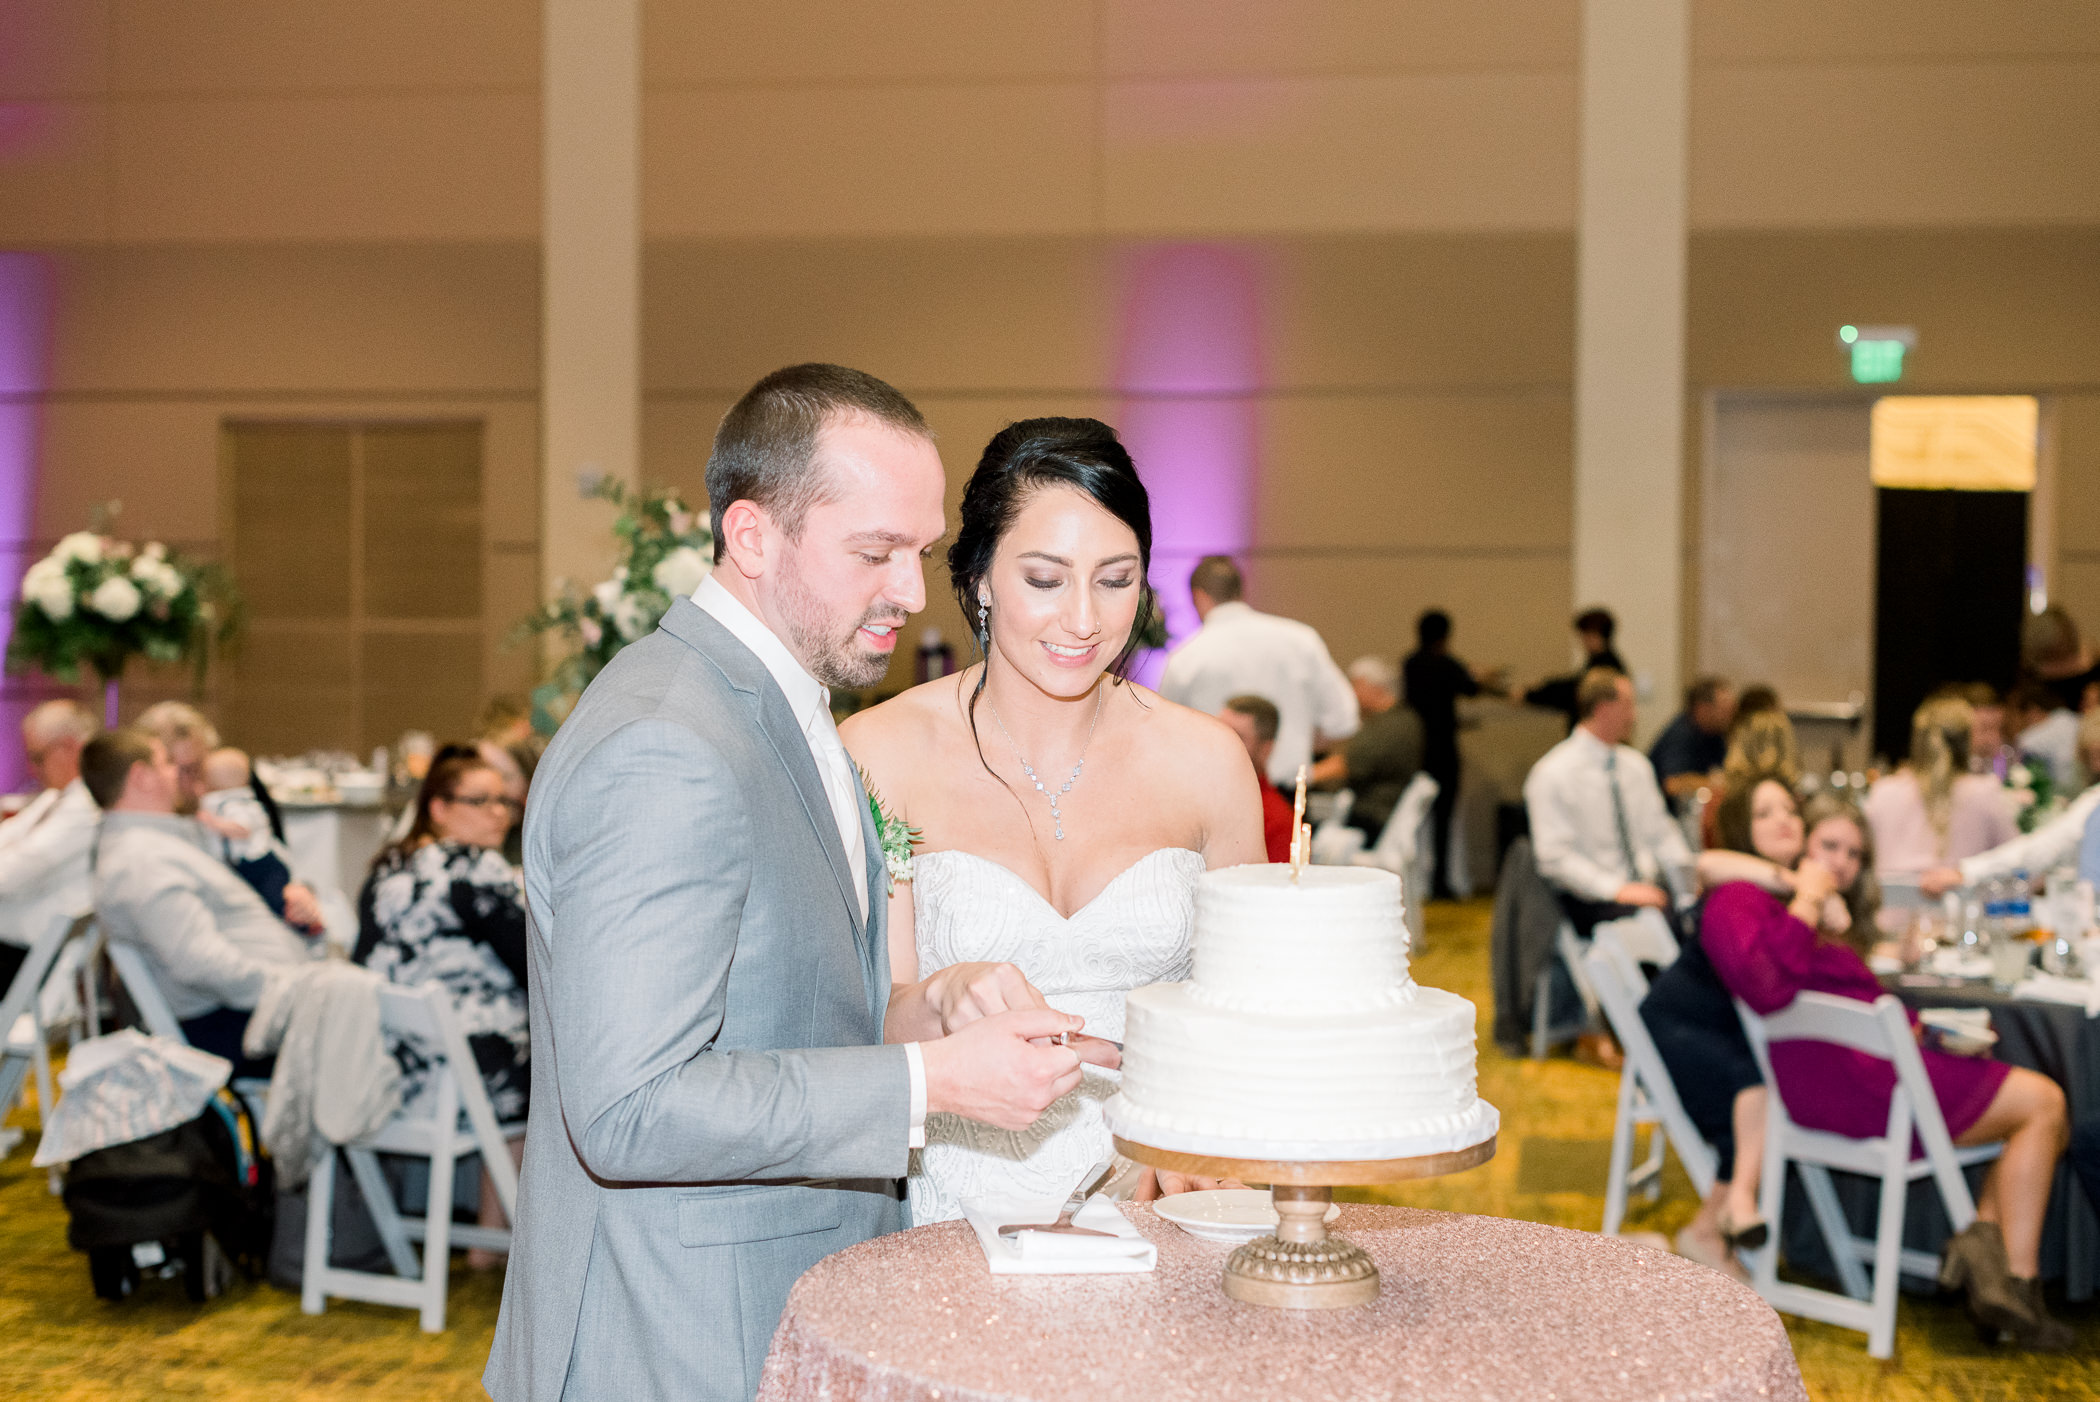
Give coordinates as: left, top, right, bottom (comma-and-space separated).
3, 2, 2099, 749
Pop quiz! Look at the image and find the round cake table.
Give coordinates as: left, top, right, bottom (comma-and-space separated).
756, 1204, 1807, 1402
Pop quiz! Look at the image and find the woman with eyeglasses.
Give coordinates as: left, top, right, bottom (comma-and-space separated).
354, 745, 530, 1266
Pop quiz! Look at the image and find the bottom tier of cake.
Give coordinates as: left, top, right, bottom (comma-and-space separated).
1104, 983, 1499, 1161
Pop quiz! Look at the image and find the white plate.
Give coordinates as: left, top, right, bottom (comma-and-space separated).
1152, 1189, 1341, 1244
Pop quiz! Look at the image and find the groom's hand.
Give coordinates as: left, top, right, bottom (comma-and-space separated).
922, 961, 1050, 1034
922, 1008, 1085, 1131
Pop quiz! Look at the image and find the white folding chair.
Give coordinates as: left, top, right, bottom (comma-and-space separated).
1354, 774, 1439, 947
1584, 920, 1714, 1237
104, 936, 274, 1111
0, 911, 90, 1159
1736, 991, 2003, 1358
302, 982, 522, 1333
1309, 789, 1367, 865
1531, 921, 1601, 1059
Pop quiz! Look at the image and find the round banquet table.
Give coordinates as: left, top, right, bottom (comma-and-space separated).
756, 1203, 1807, 1402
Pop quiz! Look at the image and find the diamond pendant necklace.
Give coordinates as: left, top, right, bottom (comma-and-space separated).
989, 684, 1105, 842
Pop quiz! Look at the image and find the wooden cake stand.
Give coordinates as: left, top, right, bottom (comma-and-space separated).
1114, 1134, 1496, 1310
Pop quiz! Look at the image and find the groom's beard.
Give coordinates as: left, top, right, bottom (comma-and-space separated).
776, 566, 903, 690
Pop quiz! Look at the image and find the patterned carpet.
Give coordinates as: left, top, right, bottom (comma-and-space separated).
3, 899, 2096, 1400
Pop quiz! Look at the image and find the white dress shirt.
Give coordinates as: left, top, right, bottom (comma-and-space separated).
1960, 783, 2100, 887
1158, 601, 1360, 786
693, 576, 927, 1146
1523, 726, 1693, 904
0, 778, 97, 948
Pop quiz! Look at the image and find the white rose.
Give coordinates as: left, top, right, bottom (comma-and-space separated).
142, 541, 166, 561
590, 577, 624, 615
89, 574, 143, 622
55, 531, 103, 564
22, 560, 73, 620
131, 556, 178, 596
651, 546, 710, 598
612, 592, 653, 641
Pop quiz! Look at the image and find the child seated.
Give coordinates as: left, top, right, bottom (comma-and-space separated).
197, 748, 304, 926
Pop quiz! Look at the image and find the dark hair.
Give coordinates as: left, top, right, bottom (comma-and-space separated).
1224, 694, 1280, 743
81, 729, 157, 810
377, 746, 497, 868
1714, 773, 1797, 857
704, 363, 930, 563
1685, 674, 1730, 712
1575, 666, 1628, 720
948, 417, 1157, 781
1416, 609, 1452, 648
1575, 607, 1616, 642
1189, 555, 1243, 604
2006, 677, 2059, 715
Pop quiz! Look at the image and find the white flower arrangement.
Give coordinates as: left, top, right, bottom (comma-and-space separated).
515, 481, 713, 725
859, 764, 921, 892
7, 507, 240, 688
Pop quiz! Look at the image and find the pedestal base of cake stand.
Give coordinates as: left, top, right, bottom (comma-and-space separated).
1113, 1136, 1497, 1310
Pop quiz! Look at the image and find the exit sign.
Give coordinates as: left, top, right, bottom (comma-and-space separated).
1838, 324, 1916, 384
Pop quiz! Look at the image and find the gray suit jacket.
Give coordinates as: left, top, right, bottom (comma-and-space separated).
485, 598, 907, 1402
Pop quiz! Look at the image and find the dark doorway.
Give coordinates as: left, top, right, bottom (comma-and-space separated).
1872, 488, 2027, 760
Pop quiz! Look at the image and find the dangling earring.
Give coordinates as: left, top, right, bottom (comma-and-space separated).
977, 595, 989, 640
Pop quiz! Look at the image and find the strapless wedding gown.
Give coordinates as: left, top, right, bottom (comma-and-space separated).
907, 846, 1204, 1224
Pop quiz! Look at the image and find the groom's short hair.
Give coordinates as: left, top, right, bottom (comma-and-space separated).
707, 364, 931, 562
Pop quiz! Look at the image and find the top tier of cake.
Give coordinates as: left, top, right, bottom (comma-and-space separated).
1189, 864, 1412, 1014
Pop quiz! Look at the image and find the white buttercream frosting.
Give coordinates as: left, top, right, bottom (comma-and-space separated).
1107, 862, 1497, 1159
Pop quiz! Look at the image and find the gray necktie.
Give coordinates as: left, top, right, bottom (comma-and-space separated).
1604, 749, 1640, 883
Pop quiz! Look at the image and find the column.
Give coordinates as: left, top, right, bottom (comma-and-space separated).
542, 0, 641, 595
1573, 0, 1689, 737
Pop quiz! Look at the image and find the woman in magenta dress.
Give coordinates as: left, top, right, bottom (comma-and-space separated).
1702, 792, 2072, 1350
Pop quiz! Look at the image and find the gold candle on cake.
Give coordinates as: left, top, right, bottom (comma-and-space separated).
1289, 764, 1309, 876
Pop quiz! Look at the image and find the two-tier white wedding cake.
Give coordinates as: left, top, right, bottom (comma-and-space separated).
1105, 863, 1498, 1160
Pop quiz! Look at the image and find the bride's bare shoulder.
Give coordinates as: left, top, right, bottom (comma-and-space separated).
1117, 682, 1249, 774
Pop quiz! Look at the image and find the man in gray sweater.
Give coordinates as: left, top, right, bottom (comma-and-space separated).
83, 729, 308, 1069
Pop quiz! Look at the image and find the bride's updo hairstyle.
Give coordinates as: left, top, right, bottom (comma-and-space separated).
947, 416, 1158, 681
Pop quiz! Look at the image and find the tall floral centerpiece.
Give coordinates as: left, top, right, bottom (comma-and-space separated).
7, 516, 243, 725
516, 480, 713, 728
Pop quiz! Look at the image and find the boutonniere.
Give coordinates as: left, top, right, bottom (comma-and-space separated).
859, 765, 922, 892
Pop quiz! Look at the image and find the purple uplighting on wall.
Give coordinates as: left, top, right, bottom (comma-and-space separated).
1113, 244, 1264, 685
0, 253, 55, 791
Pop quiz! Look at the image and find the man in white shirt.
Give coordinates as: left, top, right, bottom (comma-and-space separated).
83, 729, 308, 1072
1158, 555, 1358, 787
1922, 711, 2100, 896
0, 699, 101, 993
1524, 667, 1693, 929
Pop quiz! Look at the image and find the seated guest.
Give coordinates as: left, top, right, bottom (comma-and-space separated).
1524, 667, 1693, 933
196, 747, 302, 923
1863, 694, 2016, 878
1643, 777, 1841, 1277
1703, 795, 2072, 1349
1949, 681, 2008, 773
1699, 702, 1801, 849
1924, 708, 2100, 896
2005, 678, 2081, 794
1648, 675, 1735, 812
1310, 657, 1424, 842
1218, 696, 1296, 864
1523, 607, 1625, 729
0, 700, 100, 990
354, 746, 529, 1266
134, 701, 323, 932
1524, 668, 1691, 1069
2023, 604, 2100, 715
85, 730, 308, 1070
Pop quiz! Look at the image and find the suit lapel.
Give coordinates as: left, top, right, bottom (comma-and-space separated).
660, 599, 867, 939
851, 761, 888, 1019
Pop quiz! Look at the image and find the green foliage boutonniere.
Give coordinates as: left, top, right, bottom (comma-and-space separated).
860, 766, 922, 892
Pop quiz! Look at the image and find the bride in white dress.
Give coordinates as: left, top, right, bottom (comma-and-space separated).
842, 417, 1266, 1222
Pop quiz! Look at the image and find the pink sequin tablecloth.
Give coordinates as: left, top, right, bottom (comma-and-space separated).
757, 1204, 1806, 1402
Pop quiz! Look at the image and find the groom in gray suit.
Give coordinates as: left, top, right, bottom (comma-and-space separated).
487, 365, 1086, 1402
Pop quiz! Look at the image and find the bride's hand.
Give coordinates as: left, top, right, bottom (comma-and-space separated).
1130, 1169, 1245, 1199
921, 961, 1050, 1034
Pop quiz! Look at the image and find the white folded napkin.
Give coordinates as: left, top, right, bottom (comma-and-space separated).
1926, 948, 1991, 980
961, 1194, 1157, 1275
2011, 972, 2100, 1016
